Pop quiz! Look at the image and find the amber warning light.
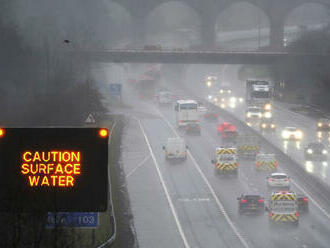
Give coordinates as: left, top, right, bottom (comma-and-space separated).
0, 128, 4, 137
99, 128, 108, 138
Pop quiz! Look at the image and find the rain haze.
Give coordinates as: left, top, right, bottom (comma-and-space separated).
1, 0, 330, 247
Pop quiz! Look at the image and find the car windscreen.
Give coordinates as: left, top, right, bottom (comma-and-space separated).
252, 91, 270, 98
180, 103, 197, 110
272, 175, 287, 179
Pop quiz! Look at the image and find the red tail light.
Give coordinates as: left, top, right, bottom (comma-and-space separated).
165, 152, 168, 155
269, 212, 273, 217
303, 197, 308, 202
214, 114, 217, 118
285, 178, 289, 181
229, 126, 236, 131
295, 212, 299, 217
217, 126, 223, 132
258, 199, 264, 203
274, 162, 278, 167
179, 120, 183, 123
268, 178, 273, 182
240, 199, 247, 203
184, 151, 187, 156
256, 162, 260, 167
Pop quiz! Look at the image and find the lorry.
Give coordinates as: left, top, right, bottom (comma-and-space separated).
175, 100, 199, 128
246, 79, 273, 110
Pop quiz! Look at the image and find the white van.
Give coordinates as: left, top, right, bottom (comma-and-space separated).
175, 100, 199, 128
162, 137, 188, 161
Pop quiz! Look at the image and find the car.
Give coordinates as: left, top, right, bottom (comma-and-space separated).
297, 194, 309, 213
219, 86, 232, 95
317, 118, 330, 132
304, 142, 328, 161
246, 106, 263, 119
198, 106, 208, 116
217, 122, 236, 135
281, 127, 303, 140
221, 130, 238, 145
267, 172, 290, 190
185, 123, 201, 135
259, 118, 276, 133
237, 194, 265, 215
162, 137, 187, 161
204, 110, 218, 120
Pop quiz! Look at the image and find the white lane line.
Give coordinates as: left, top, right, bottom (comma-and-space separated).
157, 110, 250, 248
126, 155, 151, 178
137, 119, 190, 248
291, 179, 330, 220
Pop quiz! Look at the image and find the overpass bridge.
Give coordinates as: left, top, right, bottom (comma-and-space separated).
72, 49, 329, 65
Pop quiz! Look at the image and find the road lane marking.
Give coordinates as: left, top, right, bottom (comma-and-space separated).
138, 119, 190, 248
126, 155, 151, 178
157, 110, 250, 248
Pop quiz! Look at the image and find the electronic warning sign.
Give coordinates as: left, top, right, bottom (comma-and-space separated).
0, 128, 109, 212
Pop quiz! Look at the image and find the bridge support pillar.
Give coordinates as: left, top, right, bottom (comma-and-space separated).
270, 18, 284, 51
200, 15, 217, 50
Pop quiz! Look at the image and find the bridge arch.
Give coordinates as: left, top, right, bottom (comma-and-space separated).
284, 2, 329, 44
216, 2, 270, 50
144, 1, 201, 48
102, 1, 132, 48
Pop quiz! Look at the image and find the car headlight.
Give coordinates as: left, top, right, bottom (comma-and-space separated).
262, 123, 267, 128
282, 130, 290, 139
307, 149, 313, 154
247, 122, 251, 126
220, 90, 224, 94
206, 81, 212, 87
258, 113, 262, 118
264, 112, 272, 118
238, 98, 243, 103
322, 149, 328, 154
214, 97, 218, 102
295, 131, 303, 139
247, 112, 252, 118
322, 161, 328, 166
264, 104, 271, 111
318, 122, 323, 127
220, 103, 225, 108
271, 124, 275, 128
221, 98, 225, 102
228, 90, 231, 94
208, 95, 212, 100
230, 97, 237, 103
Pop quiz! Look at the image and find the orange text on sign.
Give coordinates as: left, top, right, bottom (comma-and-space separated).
20, 151, 81, 187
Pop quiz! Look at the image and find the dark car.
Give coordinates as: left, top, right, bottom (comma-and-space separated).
304, 142, 327, 161
204, 111, 218, 121
217, 122, 236, 135
185, 123, 201, 135
222, 130, 239, 145
297, 195, 309, 213
317, 118, 330, 132
259, 118, 276, 133
237, 194, 265, 215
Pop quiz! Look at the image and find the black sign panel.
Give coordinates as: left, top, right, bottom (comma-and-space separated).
0, 128, 109, 212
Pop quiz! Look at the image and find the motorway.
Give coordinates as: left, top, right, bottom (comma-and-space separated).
115, 79, 330, 247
